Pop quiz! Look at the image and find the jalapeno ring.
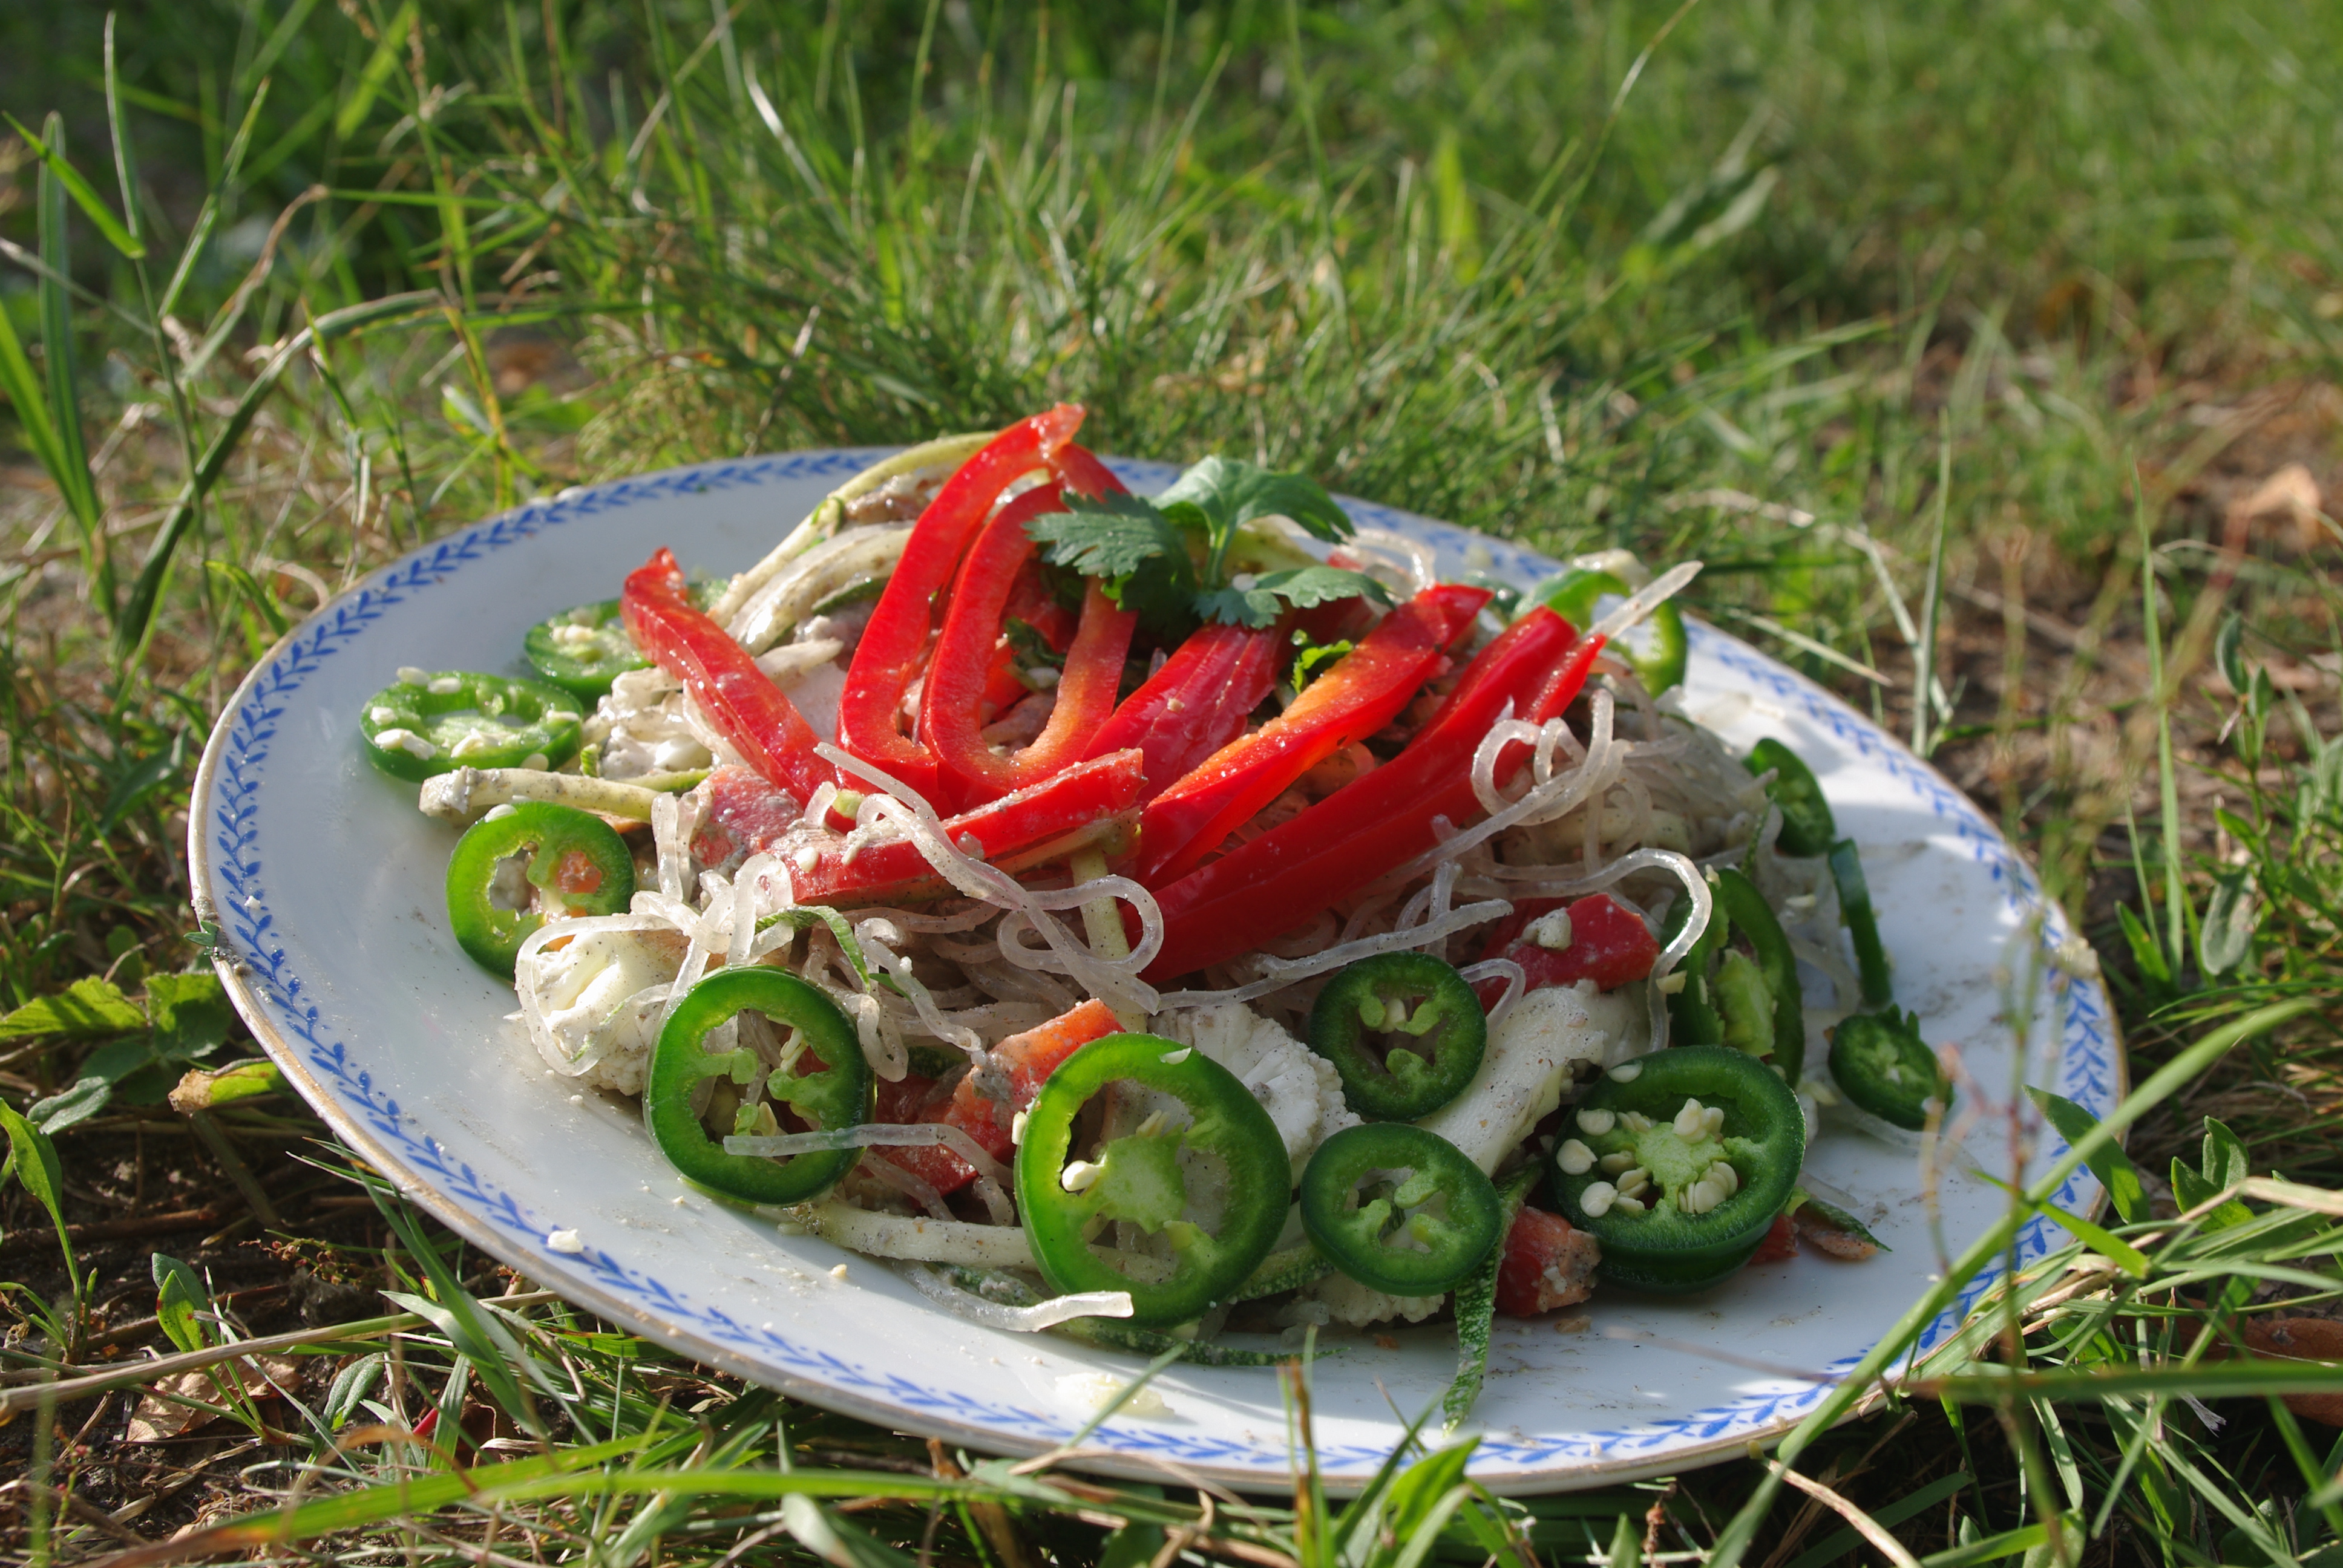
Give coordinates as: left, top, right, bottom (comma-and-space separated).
1548, 1045, 1804, 1293
1013, 1033, 1289, 1329
1308, 952, 1487, 1120
1829, 1007, 1948, 1131
644, 967, 873, 1207
1743, 737, 1836, 858
1299, 1123, 1501, 1297
359, 670, 583, 781
1532, 567, 1687, 695
525, 599, 649, 699
444, 802, 637, 975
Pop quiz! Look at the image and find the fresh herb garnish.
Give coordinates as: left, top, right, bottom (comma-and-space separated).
1290, 630, 1354, 693
1026, 456, 1389, 636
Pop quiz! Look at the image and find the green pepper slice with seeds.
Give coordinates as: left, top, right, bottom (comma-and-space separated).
1532, 567, 1688, 695
644, 967, 872, 1207
359, 670, 582, 781
1829, 1006, 1948, 1131
1014, 1033, 1289, 1329
525, 598, 649, 699
1308, 952, 1487, 1120
1299, 1123, 1500, 1297
1547, 1046, 1804, 1293
1743, 737, 1835, 857
444, 802, 636, 976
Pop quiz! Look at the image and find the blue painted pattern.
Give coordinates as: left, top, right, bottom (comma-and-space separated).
202, 449, 2117, 1481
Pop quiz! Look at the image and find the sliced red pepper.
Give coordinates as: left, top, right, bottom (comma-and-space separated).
794, 746, 1145, 907
922, 482, 1138, 811
874, 999, 1122, 1194
1083, 620, 1286, 802
1494, 1203, 1602, 1316
621, 548, 835, 803
1472, 893, 1661, 1008
1133, 583, 1490, 886
837, 407, 1087, 807
1142, 609, 1597, 981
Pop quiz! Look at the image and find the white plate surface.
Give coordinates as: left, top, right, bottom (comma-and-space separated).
191, 449, 2120, 1492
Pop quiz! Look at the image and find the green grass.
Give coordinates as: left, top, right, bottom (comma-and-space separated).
4, 0, 2343, 1561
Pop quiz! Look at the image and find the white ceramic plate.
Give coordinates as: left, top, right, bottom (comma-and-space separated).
191, 449, 2121, 1494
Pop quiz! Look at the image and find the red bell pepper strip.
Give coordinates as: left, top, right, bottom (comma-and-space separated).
873, 999, 1122, 1194
1472, 893, 1661, 1009
1133, 583, 1490, 886
1142, 608, 1596, 980
922, 485, 1138, 811
793, 746, 1145, 907
837, 406, 1087, 807
621, 548, 836, 803
1082, 620, 1285, 802
1493, 1204, 1601, 1316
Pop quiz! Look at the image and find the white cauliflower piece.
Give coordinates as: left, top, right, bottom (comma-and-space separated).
1417, 980, 1636, 1173
519, 925, 687, 1096
1152, 1003, 1359, 1178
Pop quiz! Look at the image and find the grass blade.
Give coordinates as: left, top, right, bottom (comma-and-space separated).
10, 111, 148, 260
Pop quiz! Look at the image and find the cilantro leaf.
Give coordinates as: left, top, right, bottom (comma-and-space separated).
1253, 565, 1391, 611
1025, 492, 1188, 580
1158, 456, 1354, 546
1191, 583, 1285, 629
1024, 492, 1201, 639
1024, 471, 1373, 638
1192, 565, 1391, 629
1291, 634, 1354, 693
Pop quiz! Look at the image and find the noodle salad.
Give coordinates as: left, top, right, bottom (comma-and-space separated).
360, 407, 1945, 1421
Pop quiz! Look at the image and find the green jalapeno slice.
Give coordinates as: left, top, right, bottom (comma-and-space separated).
1532, 567, 1688, 695
1827, 838, 1894, 1008
1299, 1123, 1501, 1296
444, 802, 637, 976
1660, 887, 1728, 1046
1663, 869, 1804, 1080
1829, 1006, 1947, 1131
525, 599, 649, 699
1308, 952, 1487, 1120
1548, 1045, 1804, 1293
1743, 738, 1835, 857
359, 670, 583, 781
644, 967, 873, 1206
1014, 1033, 1289, 1329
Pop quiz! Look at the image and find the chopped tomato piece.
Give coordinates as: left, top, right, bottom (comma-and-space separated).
692, 763, 808, 871
1495, 1204, 1602, 1316
1473, 893, 1662, 1007
876, 1000, 1122, 1194
553, 849, 604, 897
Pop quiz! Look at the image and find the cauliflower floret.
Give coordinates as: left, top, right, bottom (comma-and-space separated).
519, 925, 687, 1096
1417, 980, 1636, 1174
1150, 1002, 1360, 1178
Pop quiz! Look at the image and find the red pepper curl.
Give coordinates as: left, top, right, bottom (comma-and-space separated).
621, 547, 836, 803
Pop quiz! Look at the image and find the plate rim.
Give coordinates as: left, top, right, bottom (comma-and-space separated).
188, 446, 2125, 1494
